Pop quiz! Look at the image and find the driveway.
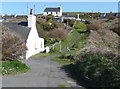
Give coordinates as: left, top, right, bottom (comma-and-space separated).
2, 55, 85, 88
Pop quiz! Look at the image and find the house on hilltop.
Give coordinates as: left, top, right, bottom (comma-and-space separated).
43, 5, 62, 17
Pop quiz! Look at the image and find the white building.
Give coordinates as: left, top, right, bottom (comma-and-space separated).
43, 5, 62, 17
2, 9, 49, 59
26, 10, 45, 59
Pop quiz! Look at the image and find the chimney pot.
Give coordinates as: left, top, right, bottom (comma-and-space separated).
30, 9, 33, 15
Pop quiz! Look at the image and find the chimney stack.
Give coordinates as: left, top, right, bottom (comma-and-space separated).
30, 9, 33, 15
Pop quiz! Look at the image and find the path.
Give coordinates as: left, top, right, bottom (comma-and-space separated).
2, 55, 85, 88
61, 34, 80, 53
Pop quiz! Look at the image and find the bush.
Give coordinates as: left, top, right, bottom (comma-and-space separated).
72, 53, 120, 88
87, 20, 102, 31
2, 29, 27, 60
64, 19, 75, 27
110, 24, 120, 36
46, 15, 54, 21
74, 21, 86, 32
108, 16, 116, 21
48, 28, 68, 40
36, 19, 58, 31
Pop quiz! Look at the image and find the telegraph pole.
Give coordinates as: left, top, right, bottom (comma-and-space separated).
27, 2, 29, 15
98, 10, 100, 19
34, 4, 35, 15
92, 10, 93, 19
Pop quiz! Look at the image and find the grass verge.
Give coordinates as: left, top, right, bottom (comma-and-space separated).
0, 61, 30, 76
51, 56, 75, 66
57, 84, 66, 87
34, 53, 55, 58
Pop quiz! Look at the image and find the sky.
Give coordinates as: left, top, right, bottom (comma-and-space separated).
1, 2, 119, 15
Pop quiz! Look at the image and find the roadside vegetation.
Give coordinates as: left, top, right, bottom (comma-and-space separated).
51, 17, 120, 88
36, 15, 68, 47
1, 24, 30, 76
34, 53, 54, 58
0, 61, 30, 76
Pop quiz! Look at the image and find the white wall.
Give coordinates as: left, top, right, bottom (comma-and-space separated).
26, 15, 45, 59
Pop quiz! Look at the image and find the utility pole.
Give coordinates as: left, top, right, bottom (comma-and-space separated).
67, 13, 69, 27
27, 2, 29, 15
92, 10, 93, 19
34, 4, 35, 15
98, 10, 100, 19
23, 12, 24, 18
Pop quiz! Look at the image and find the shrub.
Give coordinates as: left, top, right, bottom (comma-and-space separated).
2, 29, 27, 60
46, 15, 54, 21
110, 24, 120, 36
48, 28, 68, 40
36, 19, 58, 31
74, 21, 86, 32
108, 16, 116, 20
72, 53, 120, 88
87, 20, 102, 31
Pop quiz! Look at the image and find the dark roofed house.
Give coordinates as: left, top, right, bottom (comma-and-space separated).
2, 9, 49, 59
43, 5, 62, 17
2, 22, 30, 43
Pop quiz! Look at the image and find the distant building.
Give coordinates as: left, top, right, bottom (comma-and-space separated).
99, 13, 106, 17
43, 5, 62, 17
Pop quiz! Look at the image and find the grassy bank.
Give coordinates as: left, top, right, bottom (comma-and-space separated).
34, 53, 55, 58
52, 21, 86, 53
51, 56, 75, 66
0, 61, 30, 76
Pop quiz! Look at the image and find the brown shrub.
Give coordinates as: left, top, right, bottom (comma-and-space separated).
2, 29, 27, 60
87, 20, 102, 31
110, 24, 120, 36
108, 16, 116, 20
48, 28, 68, 40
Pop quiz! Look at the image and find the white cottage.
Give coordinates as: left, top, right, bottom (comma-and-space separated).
2, 9, 49, 59
43, 5, 62, 17
26, 9, 45, 59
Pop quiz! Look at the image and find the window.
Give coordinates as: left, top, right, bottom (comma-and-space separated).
47, 12, 48, 14
56, 12, 58, 14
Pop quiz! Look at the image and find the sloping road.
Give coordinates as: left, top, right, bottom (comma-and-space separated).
2, 55, 85, 88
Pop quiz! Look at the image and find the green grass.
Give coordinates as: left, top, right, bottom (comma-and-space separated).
70, 32, 89, 51
57, 84, 66, 87
34, 53, 55, 58
53, 30, 79, 53
0, 61, 30, 76
52, 22, 86, 53
51, 56, 75, 66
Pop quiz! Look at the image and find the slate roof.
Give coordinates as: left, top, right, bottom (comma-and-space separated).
2, 22, 30, 43
44, 7, 60, 12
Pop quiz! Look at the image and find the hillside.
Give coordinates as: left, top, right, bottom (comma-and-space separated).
51, 17, 120, 88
